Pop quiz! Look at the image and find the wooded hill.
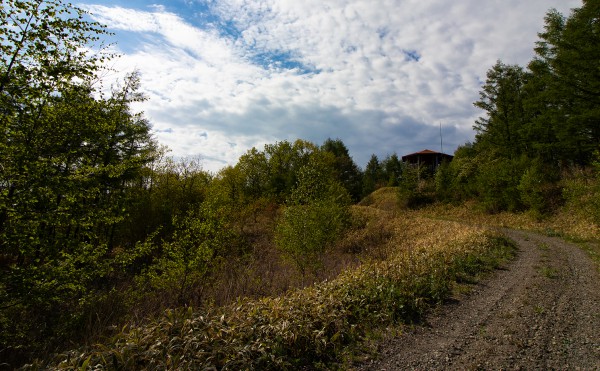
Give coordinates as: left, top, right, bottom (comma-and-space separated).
1, 0, 598, 367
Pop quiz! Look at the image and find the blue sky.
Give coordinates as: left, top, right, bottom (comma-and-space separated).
77, 0, 580, 172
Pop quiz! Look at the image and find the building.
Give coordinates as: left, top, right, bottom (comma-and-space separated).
401, 149, 453, 171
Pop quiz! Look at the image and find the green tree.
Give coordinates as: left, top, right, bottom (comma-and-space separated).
446, 143, 479, 201
473, 61, 529, 158
397, 161, 433, 209
321, 138, 363, 202
275, 152, 351, 280
361, 154, 382, 197
125, 153, 211, 243
529, 3, 600, 165
434, 160, 453, 202
381, 153, 403, 186
0, 1, 155, 363
263, 140, 317, 201
474, 154, 528, 213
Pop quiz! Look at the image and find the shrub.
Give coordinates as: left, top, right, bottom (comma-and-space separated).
275, 157, 352, 279
53, 224, 515, 370
135, 196, 234, 306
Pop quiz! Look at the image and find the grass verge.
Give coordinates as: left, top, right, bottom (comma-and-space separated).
50, 224, 515, 370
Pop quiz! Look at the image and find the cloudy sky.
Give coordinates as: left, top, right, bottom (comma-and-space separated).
78, 0, 580, 172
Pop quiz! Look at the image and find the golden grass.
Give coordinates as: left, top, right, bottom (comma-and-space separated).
53, 200, 515, 370
417, 201, 599, 242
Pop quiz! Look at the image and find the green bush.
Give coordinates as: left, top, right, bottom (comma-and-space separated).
276, 200, 349, 277
134, 196, 235, 306
275, 156, 352, 278
517, 159, 561, 217
397, 164, 434, 209
53, 231, 515, 370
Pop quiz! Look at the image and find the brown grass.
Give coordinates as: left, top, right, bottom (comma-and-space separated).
54, 203, 513, 370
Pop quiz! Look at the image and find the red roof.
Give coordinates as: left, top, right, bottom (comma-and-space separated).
401, 149, 453, 163
404, 149, 441, 156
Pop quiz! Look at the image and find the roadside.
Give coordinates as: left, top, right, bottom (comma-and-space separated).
356, 229, 600, 370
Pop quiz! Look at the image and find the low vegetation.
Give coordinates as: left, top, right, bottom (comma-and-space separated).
1, 1, 598, 368
53, 208, 515, 369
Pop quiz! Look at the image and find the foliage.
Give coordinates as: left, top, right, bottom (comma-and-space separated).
53, 219, 515, 370
473, 61, 529, 158
125, 153, 211, 242
444, 1, 600, 214
137, 196, 234, 306
434, 160, 453, 202
561, 159, 600, 227
361, 154, 383, 198
275, 153, 352, 278
381, 153, 403, 187
215, 139, 321, 207
0, 1, 156, 364
321, 138, 363, 202
397, 162, 433, 209
517, 158, 561, 217
530, 2, 600, 164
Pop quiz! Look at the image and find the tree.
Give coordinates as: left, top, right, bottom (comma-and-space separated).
0, 1, 156, 363
381, 153, 403, 186
125, 153, 211, 243
263, 140, 317, 201
321, 138, 363, 202
445, 143, 479, 201
529, 3, 600, 165
275, 151, 351, 280
473, 61, 529, 158
362, 154, 382, 197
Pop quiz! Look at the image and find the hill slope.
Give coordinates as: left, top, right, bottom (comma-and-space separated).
357, 229, 600, 369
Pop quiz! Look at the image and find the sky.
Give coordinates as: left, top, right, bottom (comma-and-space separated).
77, 0, 581, 172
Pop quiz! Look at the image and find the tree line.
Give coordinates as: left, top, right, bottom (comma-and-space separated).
1, 0, 598, 366
0, 1, 404, 363
434, 0, 599, 215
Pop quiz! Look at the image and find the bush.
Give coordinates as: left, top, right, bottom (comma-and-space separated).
276, 200, 350, 277
134, 196, 235, 306
53, 227, 515, 370
397, 164, 434, 209
518, 159, 561, 217
275, 157, 352, 279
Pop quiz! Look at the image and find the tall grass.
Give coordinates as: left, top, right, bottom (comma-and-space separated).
52, 215, 514, 370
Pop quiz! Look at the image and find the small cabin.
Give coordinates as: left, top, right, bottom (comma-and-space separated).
401, 149, 453, 171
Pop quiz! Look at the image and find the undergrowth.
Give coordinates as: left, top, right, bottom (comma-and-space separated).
49, 219, 515, 370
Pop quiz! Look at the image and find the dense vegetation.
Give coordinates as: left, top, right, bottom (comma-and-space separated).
435, 0, 600, 215
0, 0, 598, 368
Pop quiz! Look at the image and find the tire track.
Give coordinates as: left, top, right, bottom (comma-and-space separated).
357, 229, 600, 370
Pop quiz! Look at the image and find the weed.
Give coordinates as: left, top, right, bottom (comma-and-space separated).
51, 219, 515, 369
478, 325, 487, 337
533, 305, 546, 315
538, 266, 559, 279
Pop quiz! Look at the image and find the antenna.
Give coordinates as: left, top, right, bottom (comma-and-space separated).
440, 122, 443, 154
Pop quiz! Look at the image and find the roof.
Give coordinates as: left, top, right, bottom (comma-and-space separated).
401, 149, 454, 165
402, 149, 453, 158
403, 149, 443, 157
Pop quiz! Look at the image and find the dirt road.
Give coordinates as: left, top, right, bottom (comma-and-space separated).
357, 229, 600, 370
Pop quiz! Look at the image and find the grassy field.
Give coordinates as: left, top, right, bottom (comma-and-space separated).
49, 188, 521, 370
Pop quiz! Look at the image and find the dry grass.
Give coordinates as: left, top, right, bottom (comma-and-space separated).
418, 201, 599, 242
50, 192, 516, 370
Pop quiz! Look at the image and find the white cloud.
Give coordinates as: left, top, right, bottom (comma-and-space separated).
84, 0, 581, 171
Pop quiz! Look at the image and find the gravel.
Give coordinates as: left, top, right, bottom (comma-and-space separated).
356, 229, 600, 370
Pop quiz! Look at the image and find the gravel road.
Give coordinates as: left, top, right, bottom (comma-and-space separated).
357, 229, 600, 370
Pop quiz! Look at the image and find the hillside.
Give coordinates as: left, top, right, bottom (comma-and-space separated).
37, 186, 596, 369
47, 191, 517, 369
358, 228, 600, 369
